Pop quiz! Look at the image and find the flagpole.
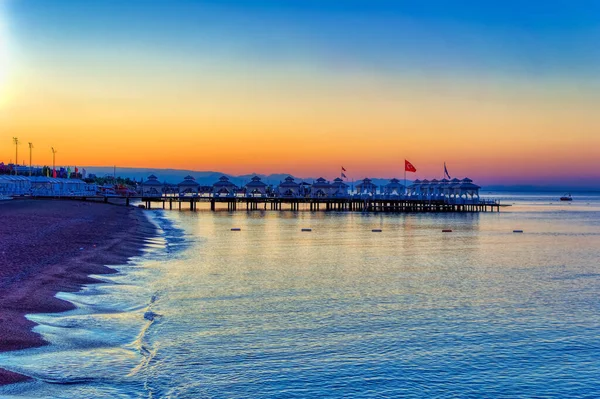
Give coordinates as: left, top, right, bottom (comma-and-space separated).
404, 164, 406, 197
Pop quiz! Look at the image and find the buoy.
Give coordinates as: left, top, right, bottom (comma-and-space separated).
231, 228, 241, 231
372, 229, 382, 232
513, 230, 524, 233
442, 229, 452, 233
301, 228, 312, 232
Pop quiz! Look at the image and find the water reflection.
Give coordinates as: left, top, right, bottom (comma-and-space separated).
1, 198, 600, 398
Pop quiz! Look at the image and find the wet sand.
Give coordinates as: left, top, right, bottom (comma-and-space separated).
0, 199, 155, 386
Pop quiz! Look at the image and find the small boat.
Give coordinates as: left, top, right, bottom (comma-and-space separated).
560, 193, 573, 201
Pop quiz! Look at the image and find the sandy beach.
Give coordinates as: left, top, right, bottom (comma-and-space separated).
0, 200, 155, 386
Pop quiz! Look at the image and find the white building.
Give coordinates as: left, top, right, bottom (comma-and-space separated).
142, 175, 163, 198
212, 176, 238, 196
29, 177, 87, 197
0, 175, 31, 197
311, 177, 331, 198
384, 178, 405, 196
277, 176, 300, 197
330, 178, 349, 197
178, 175, 200, 196
409, 177, 481, 203
245, 176, 268, 197
356, 178, 378, 195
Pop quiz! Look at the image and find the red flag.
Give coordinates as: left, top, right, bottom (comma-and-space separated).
341, 166, 346, 172
405, 160, 417, 173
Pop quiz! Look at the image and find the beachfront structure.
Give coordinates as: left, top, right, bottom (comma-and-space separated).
277, 176, 300, 197
0, 175, 94, 197
212, 176, 238, 196
298, 182, 312, 197
330, 178, 349, 197
356, 178, 378, 195
0, 175, 28, 196
384, 178, 405, 196
0, 175, 31, 196
407, 179, 421, 198
29, 177, 88, 197
142, 175, 163, 198
177, 175, 199, 196
244, 176, 267, 197
408, 177, 481, 202
311, 177, 331, 198
454, 178, 481, 201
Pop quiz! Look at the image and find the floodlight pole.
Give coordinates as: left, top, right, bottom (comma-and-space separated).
12, 137, 19, 175
28, 142, 34, 176
51, 147, 57, 175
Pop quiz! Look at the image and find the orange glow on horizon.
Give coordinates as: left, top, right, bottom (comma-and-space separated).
1, 42, 599, 184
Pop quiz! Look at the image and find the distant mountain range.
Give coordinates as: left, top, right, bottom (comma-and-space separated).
83, 167, 400, 188
83, 166, 600, 192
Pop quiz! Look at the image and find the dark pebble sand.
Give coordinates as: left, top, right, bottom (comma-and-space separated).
0, 199, 155, 386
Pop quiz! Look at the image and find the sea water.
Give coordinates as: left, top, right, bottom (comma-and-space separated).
1, 193, 600, 398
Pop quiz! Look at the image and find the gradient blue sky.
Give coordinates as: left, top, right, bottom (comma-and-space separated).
2, 0, 599, 185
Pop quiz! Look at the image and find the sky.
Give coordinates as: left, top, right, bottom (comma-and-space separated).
1, 0, 599, 186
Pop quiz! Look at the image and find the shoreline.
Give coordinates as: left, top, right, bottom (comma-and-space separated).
0, 199, 156, 386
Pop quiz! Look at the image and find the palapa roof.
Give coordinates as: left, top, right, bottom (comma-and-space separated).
459, 178, 480, 190
356, 178, 377, 191
385, 178, 404, 187
331, 177, 347, 187
213, 175, 237, 188
279, 176, 300, 188
245, 176, 267, 188
178, 175, 199, 187
143, 175, 163, 186
312, 177, 331, 188
357, 178, 376, 186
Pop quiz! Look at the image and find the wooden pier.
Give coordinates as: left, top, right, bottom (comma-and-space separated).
139, 196, 506, 213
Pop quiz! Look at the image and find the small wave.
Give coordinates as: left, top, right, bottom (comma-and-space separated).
39, 377, 97, 386
127, 291, 162, 379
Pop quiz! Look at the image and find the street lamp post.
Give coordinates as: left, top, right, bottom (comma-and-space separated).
12, 137, 19, 175
51, 147, 57, 177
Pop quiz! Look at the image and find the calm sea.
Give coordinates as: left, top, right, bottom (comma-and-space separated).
1, 193, 600, 398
